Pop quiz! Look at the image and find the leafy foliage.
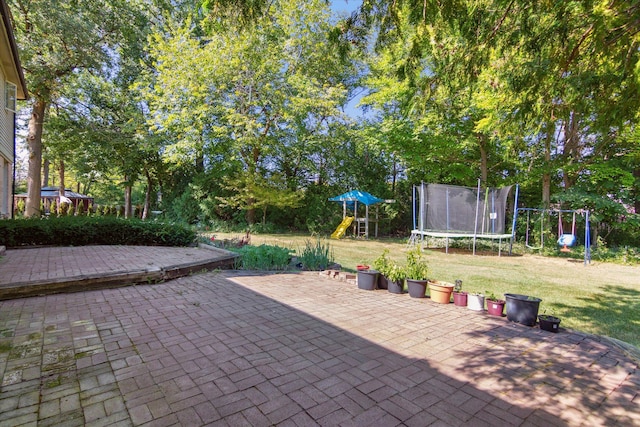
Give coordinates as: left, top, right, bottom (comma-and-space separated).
372, 249, 404, 282
9, 0, 640, 250
0, 217, 196, 247
404, 248, 429, 280
232, 244, 293, 270
297, 238, 334, 271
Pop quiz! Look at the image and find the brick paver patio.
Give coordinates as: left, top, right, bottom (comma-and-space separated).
0, 267, 638, 426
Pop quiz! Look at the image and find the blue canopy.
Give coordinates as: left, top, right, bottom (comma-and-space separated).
328, 190, 384, 206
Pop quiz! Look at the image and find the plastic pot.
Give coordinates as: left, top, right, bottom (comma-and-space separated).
453, 291, 468, 307
538, 315, 561, 333
505, 294, 542, 326
487, 299, 505, 316
357, 270, 379, 290
406, 279, 428, 298
428, 280, 454, 304
377, 274, 388, 290
467, 294, 485, 311
387, 279, 404, 294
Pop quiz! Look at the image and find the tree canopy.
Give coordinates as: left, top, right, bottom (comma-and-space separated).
9, 0, 640, 245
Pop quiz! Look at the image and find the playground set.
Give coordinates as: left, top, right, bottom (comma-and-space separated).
328, 190, 390, 239
328, 183, 591, 264
408, 181, 592, 264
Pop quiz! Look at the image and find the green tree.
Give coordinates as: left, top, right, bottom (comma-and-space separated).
10, 0, 148, 216
142, 0, 355, 224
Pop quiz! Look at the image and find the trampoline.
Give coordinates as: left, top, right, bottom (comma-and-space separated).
409, 181, 518, 255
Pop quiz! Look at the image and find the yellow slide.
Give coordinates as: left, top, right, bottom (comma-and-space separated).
331, 216, 354, 239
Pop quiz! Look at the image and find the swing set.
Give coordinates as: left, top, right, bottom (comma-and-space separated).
519, 207, 591, 264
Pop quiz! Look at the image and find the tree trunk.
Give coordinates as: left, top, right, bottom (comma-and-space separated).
246, 148, 261, 225
58, 159, 65, 215
124, 176, 132, 219
196, 138, 205, 173
391, 156, 397, 194
634, 167, 640, 214
26, 100, 47, 217
477, 133, 488, 185
542, 130, 552, 208
246, 201, 256, 224
42, 158, 49, 187
562, 112, 581, 190
142, 169, 152, 220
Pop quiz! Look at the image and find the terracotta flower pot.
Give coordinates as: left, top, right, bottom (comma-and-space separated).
428, 280, 454, 304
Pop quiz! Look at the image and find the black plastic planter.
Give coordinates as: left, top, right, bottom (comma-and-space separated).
504, 293, 542, 326
387, 279, 404, 294
538, 315, 561, 333
377, 275, 388, 290
406, 279, 428, 298
357, 270, 379, 290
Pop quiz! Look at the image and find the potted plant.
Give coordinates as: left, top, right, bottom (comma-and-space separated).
372, 250, 405, 294
385, 263, 406, 294
538, 310, 561, 333
504, 294, 542, 326
452, 279, 467, 307
486, 292, 505, 316
372, 251, 390, 290
357, 265, 379, 290
404, 248, 429, 298
427, 280, 454, 304
467, 292, 485, 311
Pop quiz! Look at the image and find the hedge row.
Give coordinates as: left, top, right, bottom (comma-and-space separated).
0, 216, 196, 247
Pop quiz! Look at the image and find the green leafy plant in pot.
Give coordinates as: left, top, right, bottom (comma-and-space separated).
372, 249, 404, 293
486, 292, 505, 316
404, 248, 429, 298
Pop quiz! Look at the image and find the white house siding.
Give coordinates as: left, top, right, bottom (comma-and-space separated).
0, 70, 12, 218
1, 156, 9, 217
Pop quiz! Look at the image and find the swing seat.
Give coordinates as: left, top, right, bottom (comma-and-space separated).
558, 234, 576, 251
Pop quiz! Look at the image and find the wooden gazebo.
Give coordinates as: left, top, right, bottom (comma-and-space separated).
14, 186, 94, 214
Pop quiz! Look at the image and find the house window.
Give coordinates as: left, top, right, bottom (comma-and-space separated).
5, 83, 16, 112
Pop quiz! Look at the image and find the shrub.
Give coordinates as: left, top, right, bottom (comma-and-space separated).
16, 199, 25, 216
0, 216, 196, 247
232, 244, 293, 270
405, 248, 429, 280
298, 238, 333, 271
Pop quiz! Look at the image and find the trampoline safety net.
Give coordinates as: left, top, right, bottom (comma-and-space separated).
415, 183, 514, 236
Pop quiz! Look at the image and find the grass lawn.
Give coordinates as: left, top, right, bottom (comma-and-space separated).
211, 232, 640, 348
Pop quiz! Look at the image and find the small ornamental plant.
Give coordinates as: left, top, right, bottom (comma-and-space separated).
372, 250, 391, 275
373, 250, 404, 283
404, 248, 429, 280
454, 279, 463, 293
